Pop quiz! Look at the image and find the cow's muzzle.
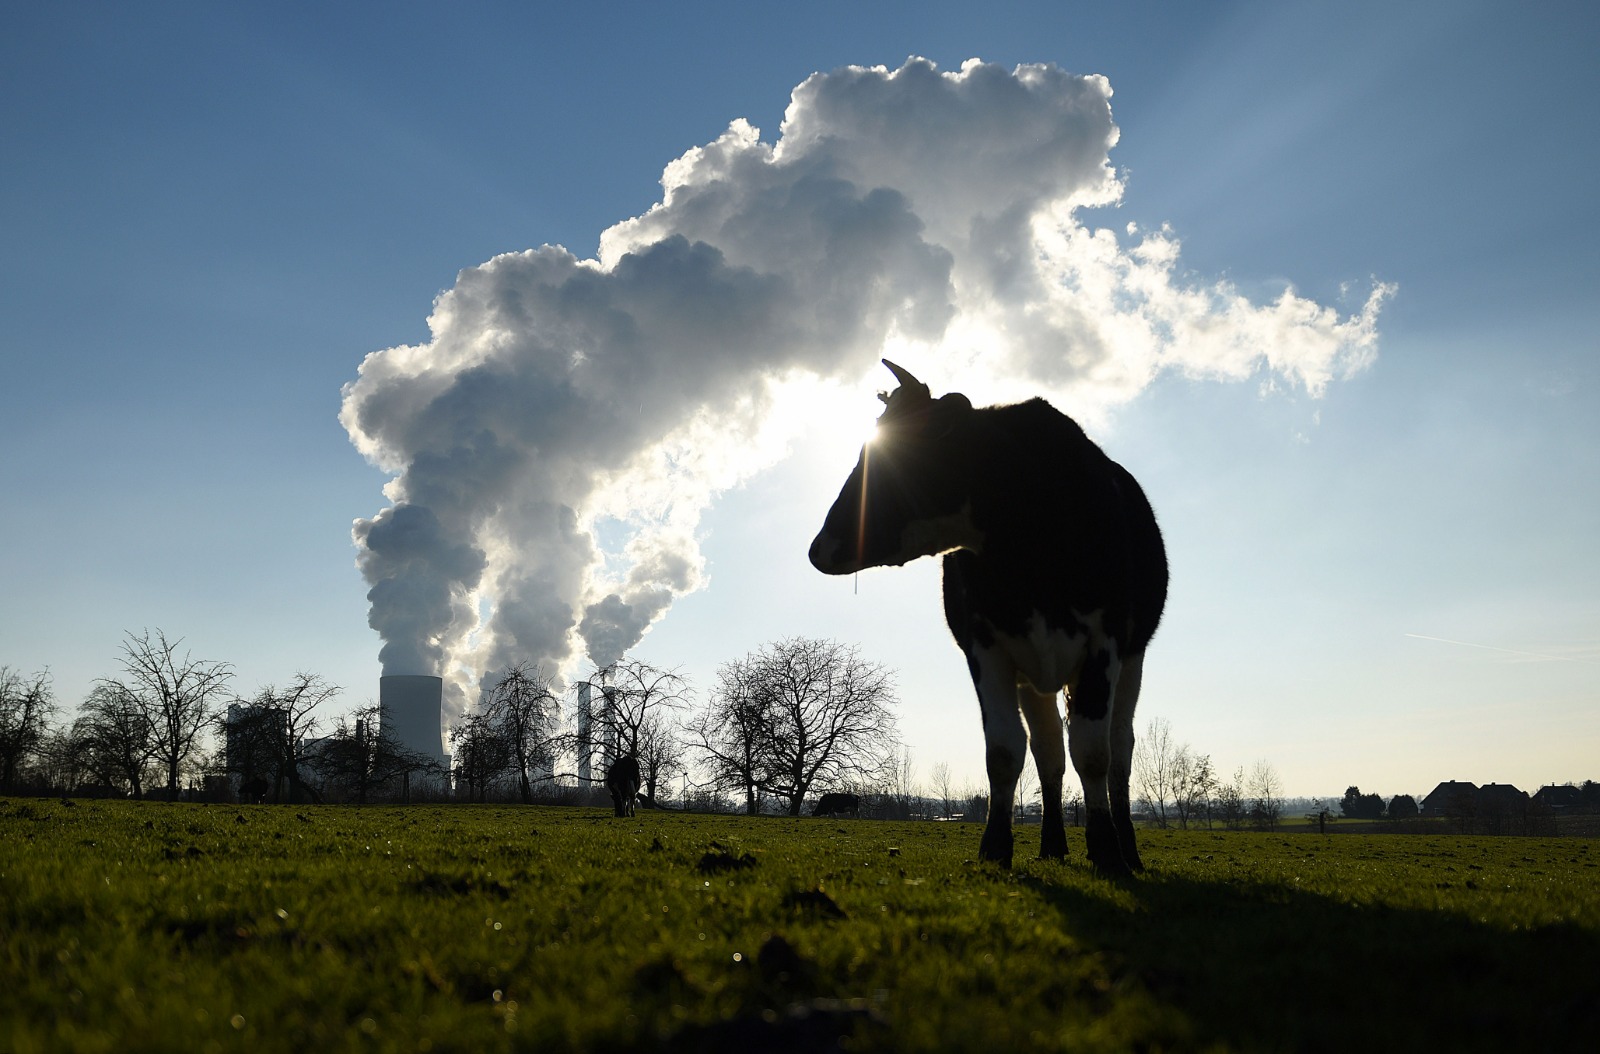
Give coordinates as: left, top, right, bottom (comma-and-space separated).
808, 529, 859, 575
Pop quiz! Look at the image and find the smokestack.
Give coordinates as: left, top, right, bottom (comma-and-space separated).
379, 675, 448, 767
577, 682, 591, 784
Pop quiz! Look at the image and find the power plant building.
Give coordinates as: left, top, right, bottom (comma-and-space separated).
379, 675, 450, 769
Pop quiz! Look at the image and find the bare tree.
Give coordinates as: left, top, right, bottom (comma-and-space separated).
78, 683, 157, 798
1134, 720, 1218, 829
634, 710, 685, 805
272, 673, 338, 798
575, 658, 690, 774
452, 709, 515, 803
1217, 765, 1248, 829
965, 786, 990, 824
1172, 750, 1216, 829
748, 638, 900, 817
108, 629, 233, 796
226, 672, 339, 803
1248, 758, 1283, 830
34, 722, 93, 793
316, 703, 438, 804
689, 653, 777, 815
1014, 758, 1037, 824
482, 662, 558, 804
1133, 716, 1179, 827
0, 666, 55, 791
880, 746, 919, 819
930, 761, 956, 818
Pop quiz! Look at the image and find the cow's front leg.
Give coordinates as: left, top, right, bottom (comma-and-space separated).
1019, 686, 1068, 860
968, 645, 1024, 867
1067, 647, 1128, 876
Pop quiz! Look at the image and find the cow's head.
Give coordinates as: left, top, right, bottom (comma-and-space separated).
808, 360, 981, 576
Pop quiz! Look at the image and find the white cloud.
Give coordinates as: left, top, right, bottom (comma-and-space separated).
341, 57, 1389, 712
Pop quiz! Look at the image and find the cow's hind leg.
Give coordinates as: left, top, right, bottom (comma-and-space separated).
1110, 651, 1145, 871
1019, 686, 1068, 860
1067, 647, 1128, 876
969, 646, 1025, 867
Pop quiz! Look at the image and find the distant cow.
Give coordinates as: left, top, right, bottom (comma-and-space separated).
809, 362, 1168, 875
812, 792, 860, 818
604, 756, 641, 818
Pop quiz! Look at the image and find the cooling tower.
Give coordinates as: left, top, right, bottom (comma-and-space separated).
379, 675, 448, 766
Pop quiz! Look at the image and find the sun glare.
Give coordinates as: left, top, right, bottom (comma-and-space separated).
770, 375, 882, 461
820, 388, 884, 451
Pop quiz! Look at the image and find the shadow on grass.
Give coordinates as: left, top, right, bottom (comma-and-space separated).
1024, 870, 1598, 1054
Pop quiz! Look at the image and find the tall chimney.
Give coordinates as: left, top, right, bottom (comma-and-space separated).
577, 682, 591, 784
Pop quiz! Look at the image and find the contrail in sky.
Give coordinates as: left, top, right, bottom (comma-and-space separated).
1404, 633, 1600, 665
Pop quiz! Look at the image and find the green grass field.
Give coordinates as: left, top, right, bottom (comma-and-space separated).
3, 798, 1596, 1053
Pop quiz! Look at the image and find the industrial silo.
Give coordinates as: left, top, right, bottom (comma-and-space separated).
379, 675, 448, 767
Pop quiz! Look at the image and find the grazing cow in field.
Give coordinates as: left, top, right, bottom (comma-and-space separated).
812, 792, 861, 818
809, 361, 1168, 875
605, 755, 641, 817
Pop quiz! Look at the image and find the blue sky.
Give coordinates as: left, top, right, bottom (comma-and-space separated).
3, 1, 1596, 799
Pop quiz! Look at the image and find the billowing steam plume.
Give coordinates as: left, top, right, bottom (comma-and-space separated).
342, 57, 1390, 711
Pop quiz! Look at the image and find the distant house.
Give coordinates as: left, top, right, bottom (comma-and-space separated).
1421, 780, 1478, 817
1532, 784, 1583, 810
1476, 783, 1529, 816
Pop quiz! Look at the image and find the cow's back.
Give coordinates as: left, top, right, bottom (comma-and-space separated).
941, 399, 1167, 656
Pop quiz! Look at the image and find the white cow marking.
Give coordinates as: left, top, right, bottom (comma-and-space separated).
986, 608, 1119, 695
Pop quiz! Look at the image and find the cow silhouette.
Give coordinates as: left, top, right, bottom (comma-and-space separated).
811, 361, 1167, 875
812, 792, 860, 818
604, 756, 641, 817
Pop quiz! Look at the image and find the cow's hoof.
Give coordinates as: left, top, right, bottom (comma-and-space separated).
978, 828, 1014, 867
1114, 818, 1144, 872
1091, 854, 1134, 879
1085, 809, 1133, 877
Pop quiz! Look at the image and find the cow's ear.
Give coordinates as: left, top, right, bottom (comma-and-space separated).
938, 392, 971, 412
933, 392, 971, 436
